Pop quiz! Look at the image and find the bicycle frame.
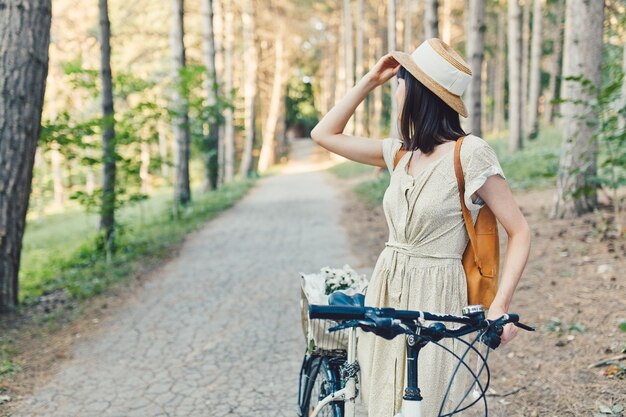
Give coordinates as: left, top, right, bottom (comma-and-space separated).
308, 326, 428, 417
309, 327, 358, 417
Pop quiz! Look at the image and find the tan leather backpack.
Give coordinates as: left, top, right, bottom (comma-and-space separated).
391, 136, 500, 309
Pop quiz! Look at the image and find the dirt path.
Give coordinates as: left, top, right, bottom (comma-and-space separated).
10, 138, 371, 417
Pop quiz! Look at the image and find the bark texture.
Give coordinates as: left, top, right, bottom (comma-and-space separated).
99, 0, 117, 251
0, 0, 52, 311
551, 0, 604, 218
467, 0, 486, 137
170, 0, 191, 205
202, 0, 219, 190
508, 0, 523, 151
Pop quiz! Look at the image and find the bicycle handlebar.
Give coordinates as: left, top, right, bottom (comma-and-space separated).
308, 304, 534, 349
309, 304, 486, 325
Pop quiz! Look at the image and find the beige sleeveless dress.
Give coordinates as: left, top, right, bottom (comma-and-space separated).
356, 134, 506, 417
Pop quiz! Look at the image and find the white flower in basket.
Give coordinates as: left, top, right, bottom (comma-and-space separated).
299, 264, 368, 352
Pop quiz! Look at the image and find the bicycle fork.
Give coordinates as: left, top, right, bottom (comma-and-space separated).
393, 333, 427, 417
309, 327, 359, 417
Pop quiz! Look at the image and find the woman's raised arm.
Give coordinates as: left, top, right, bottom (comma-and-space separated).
310, 54, 401, 168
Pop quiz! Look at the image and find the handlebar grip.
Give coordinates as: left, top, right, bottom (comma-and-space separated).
505, 313, 519, 323
309, 305, 366, 320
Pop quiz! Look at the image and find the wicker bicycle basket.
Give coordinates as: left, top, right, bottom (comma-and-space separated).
300, 286, 350, 353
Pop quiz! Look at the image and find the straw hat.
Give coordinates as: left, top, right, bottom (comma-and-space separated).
390, 38, 473, 118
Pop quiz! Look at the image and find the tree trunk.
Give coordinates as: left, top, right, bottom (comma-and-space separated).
403, 0, 413, 50
213, 0, 225, 187
526, 0, 543, 140
341, 0, 354, 135
355, 0, 365, 136
493, 3, 506, 133
388, 0, 399, 137
51, 142, 64, 208
140, 140, 151, 194
0, 0, 52, 312
98, 0, 117, 252
441, 0, 451, 44
467, 0, 485, 137
520, 0, 530, 140
258, 33, 285, 172
550, 0, 604, 219
507, 0, 522, 151
619, 38, 626, 132
424, 0, 439, 39
201, 0, 219, 191
223, 0, 235, 183
544, 0, 564, 125
158, 124, 170, 180
170, 0, 191, 205
239, 0, 257, 178
370, 13, 383, 138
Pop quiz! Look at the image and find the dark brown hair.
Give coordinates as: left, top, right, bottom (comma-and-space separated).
396, 65, 469, 154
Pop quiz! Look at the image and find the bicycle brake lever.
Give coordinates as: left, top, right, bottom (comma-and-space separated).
513, 322, 535, 331
327, 320, 360, 332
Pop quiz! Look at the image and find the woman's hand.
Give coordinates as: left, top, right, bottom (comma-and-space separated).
365, 53, 401, 87
486, 305, 519, 345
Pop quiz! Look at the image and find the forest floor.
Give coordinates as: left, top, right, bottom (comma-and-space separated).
330, 166, 626, 417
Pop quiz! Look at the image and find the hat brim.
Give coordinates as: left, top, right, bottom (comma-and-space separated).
390, 50, 469, 118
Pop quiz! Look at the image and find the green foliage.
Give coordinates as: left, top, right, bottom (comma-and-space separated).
487, 125, 562, 190
551, 47, 626, 208
20, 179, 258, 302
354, 174, 391, 207
327, 160, 378, 179
285, 75, 318, 134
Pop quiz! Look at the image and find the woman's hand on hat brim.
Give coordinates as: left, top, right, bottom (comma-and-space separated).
365, 53, 401, 87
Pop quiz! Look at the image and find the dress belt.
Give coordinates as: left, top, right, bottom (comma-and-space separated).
384, 241, 462, 259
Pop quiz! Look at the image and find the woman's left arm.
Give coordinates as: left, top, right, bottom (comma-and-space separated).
475, 175, 532, 344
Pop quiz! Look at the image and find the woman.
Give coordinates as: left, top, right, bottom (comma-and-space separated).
310, 38, 531, 416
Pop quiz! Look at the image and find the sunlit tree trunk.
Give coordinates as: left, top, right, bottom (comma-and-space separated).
342, 0, 354, 135
544, 0, 564, 125
619, 37, 626, 132
388, 0, 398, 137
403, 0, 412, 50
520, 0, 530, 140
424, 0, 439, 39
223, 0, 235, 182
369, 13, 383, 138
51, 142, 64, 208
493, 2, 506, 133
526, 0, 543, 140
508, 0, 522, 151
213, 0, 225, 187
202, 0, 219, 191
239, 0, 257, 178
140, 141, 151, 194
467, 0, 485, 137
0, 0, 52, 312
441, 0, 451, 44
355, 0, 365, 136
551, 0, 604, 219
158, 124, 170, 180
99, 0, 116, 252
258, 33, 285, 172
170, 0, 191, 206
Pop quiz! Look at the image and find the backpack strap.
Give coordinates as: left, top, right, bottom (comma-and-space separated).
392, 149, 408, 170
454, 136, 483, 272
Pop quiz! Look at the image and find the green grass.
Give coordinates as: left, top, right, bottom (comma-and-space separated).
19, 177, 259, 304
485, 124, 561, 191
327, 160, 377, 179
328, 124, 563, 206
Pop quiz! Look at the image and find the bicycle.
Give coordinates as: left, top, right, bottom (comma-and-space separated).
296, 291, 535, 417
